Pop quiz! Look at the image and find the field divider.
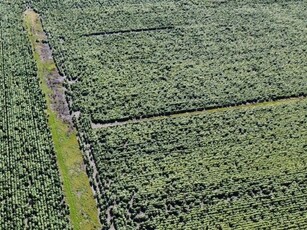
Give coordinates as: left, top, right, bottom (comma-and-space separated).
92, 95, 306, 129
81, 26, 175, 37
24, 9, 101, 230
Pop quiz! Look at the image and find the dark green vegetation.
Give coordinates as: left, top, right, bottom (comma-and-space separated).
0, 3, 70, 229
86, 99, 307, 229
1, 0, 306, 229
29, 0, 307, 229
31, 0, 306, 123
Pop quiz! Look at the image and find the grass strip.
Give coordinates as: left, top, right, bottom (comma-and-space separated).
24, 9, 101, 230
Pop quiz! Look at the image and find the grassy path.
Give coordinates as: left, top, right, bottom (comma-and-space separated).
24, 9, 101, 230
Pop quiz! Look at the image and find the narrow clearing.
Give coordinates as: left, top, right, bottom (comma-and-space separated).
24, 9, 101, 230
26, 8, 72, 127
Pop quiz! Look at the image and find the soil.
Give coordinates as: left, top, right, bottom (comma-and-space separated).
47, 68, 73, 128
40, 43, 53, 61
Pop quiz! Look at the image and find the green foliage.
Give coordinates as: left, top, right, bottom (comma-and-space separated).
31, 0, 307, 123
0, 3, 70, 229
25, 0, 307, 229
85, 100, 307, 229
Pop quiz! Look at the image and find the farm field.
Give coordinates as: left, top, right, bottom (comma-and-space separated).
29, 0, 306, 228
31, 0, 307, 123
84, 99, 307, 229
0, 3, 70, 229
0, 0, 306, 229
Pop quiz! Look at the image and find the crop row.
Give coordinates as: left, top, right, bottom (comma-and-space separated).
76, 99, 307, 229
0, 3, 70, 229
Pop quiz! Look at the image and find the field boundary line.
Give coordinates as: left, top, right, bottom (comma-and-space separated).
81, 26, 175, 37
92, 95, 306, 129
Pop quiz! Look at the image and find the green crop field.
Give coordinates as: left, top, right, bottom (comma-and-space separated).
0, 3, 70, 229
31, 0, 306, 123
0, 0, 306, 229
86, 99, 307, 229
